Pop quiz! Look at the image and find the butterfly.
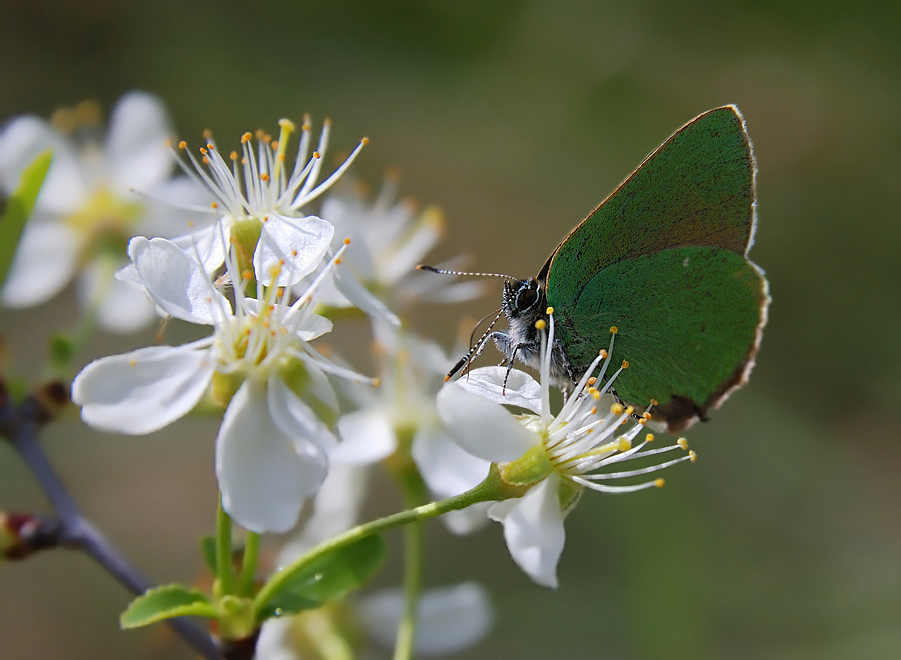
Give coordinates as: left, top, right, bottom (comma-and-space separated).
445, 106, 769, 433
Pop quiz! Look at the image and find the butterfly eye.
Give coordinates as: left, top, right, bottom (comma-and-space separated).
515, 286, 538, 311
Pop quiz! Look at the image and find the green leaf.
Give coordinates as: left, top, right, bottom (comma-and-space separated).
255, 535, 386, 622
0, 150, 52, 288
120, 584, 217, 629
200, 535, 217, 574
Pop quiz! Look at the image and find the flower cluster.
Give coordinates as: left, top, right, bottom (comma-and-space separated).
1, 93, 705, 659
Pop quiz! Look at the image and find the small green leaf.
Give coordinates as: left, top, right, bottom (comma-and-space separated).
200, 535, 217, 574
120, 584, 217, 629
255, 535, 385, 621
0, 150, 52, 287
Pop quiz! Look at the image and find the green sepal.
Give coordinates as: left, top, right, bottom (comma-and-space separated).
120, 584, 217, 629
200, 535, 217, 574
254, 535, 386, 622
0, 150, 52, 288
500, 443, 553, 486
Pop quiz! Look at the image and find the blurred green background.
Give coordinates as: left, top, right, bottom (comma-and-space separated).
1, 1, 900, 658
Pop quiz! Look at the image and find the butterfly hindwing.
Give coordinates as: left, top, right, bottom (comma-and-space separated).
543, 106, 767, 430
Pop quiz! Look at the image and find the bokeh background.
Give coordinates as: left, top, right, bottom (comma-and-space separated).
2, 1, 900, 658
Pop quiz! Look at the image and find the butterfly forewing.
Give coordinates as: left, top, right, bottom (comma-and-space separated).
543, 106, 768, 431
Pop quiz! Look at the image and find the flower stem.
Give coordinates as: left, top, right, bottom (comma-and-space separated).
239, 531, 260, 596
216, 498, 235, 597
253, 470, 506, 620
393, 471, 427, 660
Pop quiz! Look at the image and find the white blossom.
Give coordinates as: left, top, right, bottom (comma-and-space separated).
437, 314, 696, 587
72, 236, 371, 533
0, 92, 210, 332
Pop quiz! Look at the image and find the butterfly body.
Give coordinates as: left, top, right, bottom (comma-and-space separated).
491, 105, 769, 432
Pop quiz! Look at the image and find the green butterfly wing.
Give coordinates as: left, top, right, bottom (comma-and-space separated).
543, 106, 768, 431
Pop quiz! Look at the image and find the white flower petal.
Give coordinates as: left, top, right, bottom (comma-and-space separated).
380, 212, 442, 285
454, 367, 543, 413
276, 463, 369, 564
0, 116, 87, 213
333, 267, 400, 326
442, 501, 492, 536
267, 375, 337, 455
488, 478, 565, 588
254, 618, 299, 660
72, 344, 214, 434
356, 583, 494, 655
412, 425, 490, 497
106, 92, 174, 192
254, 215, 333, 287
437, 382, 539, 463
217, 380, 328, 533
333, 408, 397, 465
82, 261, 159, 333
135, 175, 217, 238
129, 236, 229, 325
1, 222, 79, 307
169, 223, 228, 274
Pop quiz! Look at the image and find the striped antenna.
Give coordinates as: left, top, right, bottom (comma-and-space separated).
417, 264, 514, 279
446, 309, 504, 381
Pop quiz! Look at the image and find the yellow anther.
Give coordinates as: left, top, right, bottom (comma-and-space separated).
611, 403, 624, 415
202, 156, 210, 165
362, 137, 370, 145
200, 147, 208, 155
302, 123, 311, 132
587, 377, 597, 385
210, 202, 218, 209
271, 140, 279, 150
590, 406, 597, 415
50, 107, 76, 132
178, 140, 187, 149
599, 349, 608, 358
372, 377, 381, 387
241, 270, 253, 280
230, 150, 238, 160
639, 418, 647, 425
260, 173, 270, 181
655, 478, 665, 488
74, 99, 102, 126
535, 319, 547, 330
335, 257, 342, 264
610, 326, 618, 334
129, 359, 137, 366
642, 411, 652, 420
206, 143, 215, 151
202, 129, 213, 139
689, 450, 697, 462
617, 437, 632, 452
164, 139, 172, 147
242, 132, 253, 143
324, 118, 332, 127
343, 238, 351, 245
592, 390, 601, 400
313, 151, 321, 159
625, 406, 634, 415
650, 398, 658, 406
278, 153, 286, 161
546, 306, 554, 315
621, 360, 629, 369
677, 437, 688, 450
645, 433, 655, 442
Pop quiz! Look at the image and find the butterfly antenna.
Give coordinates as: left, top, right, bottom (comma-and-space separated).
417, 264, 514, 280
446, 310, 504, 381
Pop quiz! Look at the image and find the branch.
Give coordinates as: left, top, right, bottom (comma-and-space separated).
1, 386, 221, 660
